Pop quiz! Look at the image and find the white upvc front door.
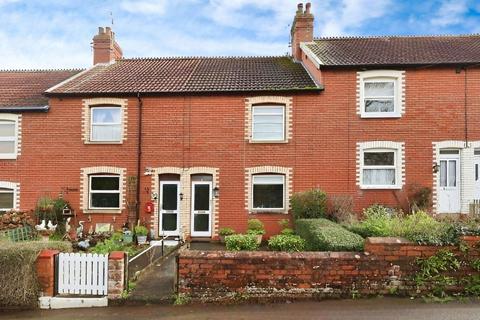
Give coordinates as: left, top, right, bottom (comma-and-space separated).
191, 181, 212, 237
438, 152, 461, 213
159, 181, 180, 237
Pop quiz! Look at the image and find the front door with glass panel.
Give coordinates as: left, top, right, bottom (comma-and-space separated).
191, 181, 212, 237
438, 151, 461, 213
159, 181, 180, 236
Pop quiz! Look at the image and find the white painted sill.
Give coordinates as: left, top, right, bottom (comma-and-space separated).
83, 209, 122, 214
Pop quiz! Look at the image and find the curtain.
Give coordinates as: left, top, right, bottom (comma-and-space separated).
363, 169, 395, 185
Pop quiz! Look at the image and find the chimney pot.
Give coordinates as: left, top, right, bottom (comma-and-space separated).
98, 27, 105, 34
305, 3, 311, 14
297, 3, 303, 14
106, 26, 111, 34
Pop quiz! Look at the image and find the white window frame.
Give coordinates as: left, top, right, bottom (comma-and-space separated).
251, 174, 285, 211
90, 106, 122, 142
359, 70, 403, 118
88, 175, 121, 210
0, 187, 15, 211
251, 105, 285, 142
0, 115, 19, 159
361, 148, 399, 189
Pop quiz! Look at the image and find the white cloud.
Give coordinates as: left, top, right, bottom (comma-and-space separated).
431, 0, 468, 27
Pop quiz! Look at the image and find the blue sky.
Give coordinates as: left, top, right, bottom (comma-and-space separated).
0, 0, 479, 69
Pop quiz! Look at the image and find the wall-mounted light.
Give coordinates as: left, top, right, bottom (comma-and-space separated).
151, 192, 158, 200
432, 163, 439, 173
213, 186, 220, 198
179, 193, 184, 201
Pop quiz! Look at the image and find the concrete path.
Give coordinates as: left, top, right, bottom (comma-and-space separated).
127, 248, 177, 304
2, 298, 480, 320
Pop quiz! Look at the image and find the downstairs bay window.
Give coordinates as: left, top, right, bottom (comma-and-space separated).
252, 174, 285, 210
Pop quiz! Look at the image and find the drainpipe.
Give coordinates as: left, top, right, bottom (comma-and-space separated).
464, 67, 468, 147
136, 93, 143, 225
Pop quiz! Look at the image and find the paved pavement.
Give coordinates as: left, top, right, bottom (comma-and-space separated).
2, 298, 480, 320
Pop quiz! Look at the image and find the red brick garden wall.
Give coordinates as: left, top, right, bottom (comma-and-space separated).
177, 237, 480, 300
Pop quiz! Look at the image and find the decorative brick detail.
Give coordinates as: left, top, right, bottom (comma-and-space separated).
81, 97, 128, 144
80, 166, 126, 214
36, 249, 59, 297
150, 167, 219, 239
108, 251, 125, 300
178, 236, 480, 301
245, 166, 292, 214
0, 181, 20, 210
356, 70, 405, 117
356, 141, 405, 189
245, 96, 293, 143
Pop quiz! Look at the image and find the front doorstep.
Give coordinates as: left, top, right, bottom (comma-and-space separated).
39, 297, 108, 309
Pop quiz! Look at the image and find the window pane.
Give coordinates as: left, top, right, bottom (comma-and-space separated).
363, 169, 396, 185
162, 184, 178, 210
0, 141, 15, 153
440, 160, 447, 187
365, 82, 394, 97
91, 177, 120, 191
364, 152, 394, 166
194, 214, 209, 232
365, 99, 394, 112
92, 108, 121, 124
448, 160, 457, 187
0, 192, 14, 209
253, 184, 284, 209
253, 106, 284, 114
252, 130, 284, 141
254, 175, 283, 184
91, 124, 121, 141
253, 114, 283, 124
91, 193, 119, 208
162, 213, 177, 231
194, 185, 210, 211
0, 123, 15, 137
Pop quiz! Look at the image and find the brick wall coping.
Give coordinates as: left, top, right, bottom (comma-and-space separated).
38, 249, 59, 258
109, 251, 125, 260
365, 237, 412, 245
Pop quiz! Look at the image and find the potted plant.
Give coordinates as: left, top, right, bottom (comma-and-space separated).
246, 219, 265, 244
123, 230, 133, 244
135, 225, 148, 245
219, 227, 235, 243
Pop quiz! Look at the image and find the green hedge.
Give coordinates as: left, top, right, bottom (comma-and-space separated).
296, 219, 364, 251
268, 234, 306, 252
0, 240, 72, 308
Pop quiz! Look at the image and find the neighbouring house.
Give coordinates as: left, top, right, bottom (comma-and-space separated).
1, 3, 480, 240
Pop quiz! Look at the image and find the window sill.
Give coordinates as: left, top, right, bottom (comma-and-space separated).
85, 141, 123, 145
0, 154, 18, 160
250, 209, 288, 214
360, 185, 402, 190
248, 140, 288, 144
83, 209, 122, 214
360, 113, 401, 119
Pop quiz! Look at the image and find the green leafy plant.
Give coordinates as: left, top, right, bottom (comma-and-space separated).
290, 188, 328, 220
173, 293, 190, 305
134, 225, 148, 236
219, 227, 235, 236
296, 218, 364, 251
246, 219, 265, 235
281, 228, 295, 235
225, 234, 259, 251
268, 234, 306, 252
471, 259, 480, 272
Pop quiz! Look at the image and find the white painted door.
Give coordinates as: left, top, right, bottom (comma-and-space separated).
475, 157, 480, 200
438, 154, 461, 213
159, 181, 180, 236
191, 181, 212, 237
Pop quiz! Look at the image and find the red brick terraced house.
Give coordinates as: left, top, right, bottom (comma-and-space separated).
2, 3, 480, 239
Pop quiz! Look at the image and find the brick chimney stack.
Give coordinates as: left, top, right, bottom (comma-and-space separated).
92, 27, 123, 65
291, 2, 314, 61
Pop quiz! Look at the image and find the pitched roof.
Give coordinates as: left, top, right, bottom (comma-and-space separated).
305, 35, 480, 67
47, 56, 320, 95
0, 70, 82, 109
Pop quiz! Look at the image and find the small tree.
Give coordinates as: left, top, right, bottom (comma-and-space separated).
290, 188, 327, 220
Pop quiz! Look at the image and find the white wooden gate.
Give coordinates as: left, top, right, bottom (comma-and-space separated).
57, 252, 109, 296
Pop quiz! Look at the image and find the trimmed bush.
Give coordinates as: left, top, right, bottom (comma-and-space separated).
348, 204, 395, 237
296, 219, 364, 251
268, 234, 306, 252
225, 234, 259, 251
290, 189, 328, 220
246, 219, 265, 235
0, 240, 72, 308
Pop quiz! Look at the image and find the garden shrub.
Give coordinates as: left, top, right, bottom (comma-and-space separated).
225, 234, 259, 251
296, 219, 364, 251
246, 219, 265, 235
90, 232, 138, 256
329, 194, 356, 224
268, 234, 306, 252
290, 189, 328, 220
0, 240, 72, 308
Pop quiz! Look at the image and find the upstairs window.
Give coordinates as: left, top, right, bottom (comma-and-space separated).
90, 106, 122, 142
0, 115, 18, 159
89, 175, 121, 209
252, 174, 285, 210
252, 105, 285, 142
0, 187, 14, 212
358, 70, 404, 118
